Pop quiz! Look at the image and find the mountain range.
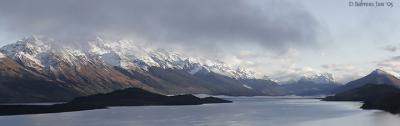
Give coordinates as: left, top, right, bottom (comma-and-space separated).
0, 36, 289, 102
3, 36, 396, 103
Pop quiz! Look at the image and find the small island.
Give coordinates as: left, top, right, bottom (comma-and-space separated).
0, 88, 232, 116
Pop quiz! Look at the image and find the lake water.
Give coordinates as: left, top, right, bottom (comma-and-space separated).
0, 97, 399, 126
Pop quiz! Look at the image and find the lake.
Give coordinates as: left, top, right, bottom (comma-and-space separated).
0, 97, 399, 126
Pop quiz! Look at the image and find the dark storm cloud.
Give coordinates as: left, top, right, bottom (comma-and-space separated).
0, 0, 319, 50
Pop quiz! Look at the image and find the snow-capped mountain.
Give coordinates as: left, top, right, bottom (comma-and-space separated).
1, 36, 258, 80
0, 36, 285, 102
297, 73, 336, 84
280, 73, 337, 85
87, 36, 259, 79
280, 73, 340, 96
1, 36, 93, 71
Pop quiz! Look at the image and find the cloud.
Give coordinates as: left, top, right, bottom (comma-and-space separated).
0, 0, 320, 52
377, 56, 400, 77
321, 63, 365, 83
382, 45, 399, 52
267, 66, 321, 83
238, 50, 258, 59
322, 64, 357, 72
0, 0, 330, 82
268, 48, 301, 67
378, 56, 400, 68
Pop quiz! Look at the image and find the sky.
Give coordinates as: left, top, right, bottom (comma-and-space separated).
0, 0, 399, 83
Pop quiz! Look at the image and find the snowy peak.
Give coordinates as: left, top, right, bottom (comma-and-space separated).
0, 52, 5, 59
0, 36, 94, 70
299, 73, 335, 84
1, 36, 50, 57
370, 69, 392, 76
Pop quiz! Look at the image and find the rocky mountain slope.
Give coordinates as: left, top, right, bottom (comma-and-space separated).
0, 54, 78, 102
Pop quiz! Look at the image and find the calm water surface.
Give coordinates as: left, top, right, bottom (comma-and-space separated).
0, 97, 399, 126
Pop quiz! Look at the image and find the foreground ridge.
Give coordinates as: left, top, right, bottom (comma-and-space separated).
324, 84, 400, 114
0, 87, 232, 116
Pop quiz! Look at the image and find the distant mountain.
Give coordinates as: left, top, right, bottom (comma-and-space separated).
238, 79, 287, 96
281, 73, 341, 96
0, 36, 286, 102
334, 69, 400, 93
